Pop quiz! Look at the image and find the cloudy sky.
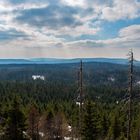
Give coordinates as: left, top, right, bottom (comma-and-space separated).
0, 0, 140, 59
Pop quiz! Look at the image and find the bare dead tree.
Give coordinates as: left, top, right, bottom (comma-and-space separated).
127, 50, 134, 140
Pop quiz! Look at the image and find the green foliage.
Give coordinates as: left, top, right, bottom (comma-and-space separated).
81, 101, 99, 140
27, 103, 40, 140
4, 97, 26, 140
0, 78, 140, 139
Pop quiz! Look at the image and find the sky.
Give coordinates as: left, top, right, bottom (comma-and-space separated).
0, 0, 140, 59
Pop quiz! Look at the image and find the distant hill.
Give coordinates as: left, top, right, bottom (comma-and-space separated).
0, 62, 139, 86
0, 58, 139, 65
0, 59, 31, 64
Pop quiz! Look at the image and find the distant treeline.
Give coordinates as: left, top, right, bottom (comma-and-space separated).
0, 63, 140, 87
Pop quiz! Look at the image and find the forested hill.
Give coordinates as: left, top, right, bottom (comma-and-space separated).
0, 62, 140, 139
0, 62, 140, 87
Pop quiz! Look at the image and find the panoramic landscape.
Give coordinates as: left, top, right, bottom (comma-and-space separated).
0, 0, 140, 140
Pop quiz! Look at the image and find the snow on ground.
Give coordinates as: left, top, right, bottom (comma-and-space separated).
108, 77, 115, 82
32, 75, 45, 80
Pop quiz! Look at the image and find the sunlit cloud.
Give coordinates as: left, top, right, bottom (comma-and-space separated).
0, 0, 140, 59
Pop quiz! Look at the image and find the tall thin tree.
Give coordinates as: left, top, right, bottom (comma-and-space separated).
77, 60, 84, 140
127, 50, 134, 140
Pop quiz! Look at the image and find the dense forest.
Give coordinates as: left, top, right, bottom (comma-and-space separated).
0, 62, 140, 85
0, 62, 140, 140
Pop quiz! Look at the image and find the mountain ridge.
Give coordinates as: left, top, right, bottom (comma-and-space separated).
0, 58, 139, 65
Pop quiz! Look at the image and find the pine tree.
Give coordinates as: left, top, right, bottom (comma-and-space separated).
5, 97, 26, 140
101, 113, 109, 139
107, 114, 121, 140
81, 100, 98, 140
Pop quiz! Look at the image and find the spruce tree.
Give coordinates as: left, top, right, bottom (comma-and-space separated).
5, 97, 26, 140
107, 114, 121, 140
81, 100, 98, 140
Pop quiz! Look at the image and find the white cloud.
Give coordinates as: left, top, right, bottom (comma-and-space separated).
0, 0, 140, 59
50, 23, 100, 37
101, 0, 140, 21
0, 24, 140, 59
60, 24, 140, 59
119, 24, 140, 39
61, 0, 85, 7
